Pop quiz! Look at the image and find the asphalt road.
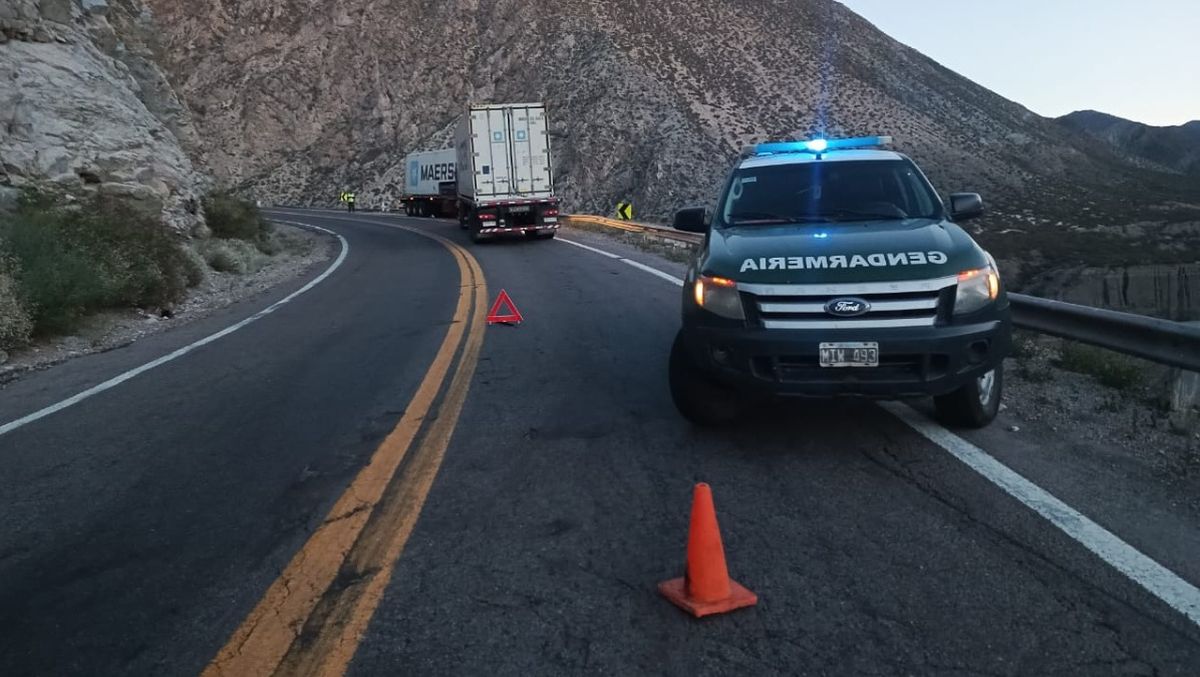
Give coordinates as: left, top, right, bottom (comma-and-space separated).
1, 209, 1198, 676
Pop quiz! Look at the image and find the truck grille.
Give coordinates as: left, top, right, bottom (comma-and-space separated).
739, 276, 958, 329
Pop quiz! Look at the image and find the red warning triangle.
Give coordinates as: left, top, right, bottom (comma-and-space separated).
487, 289, 524, 325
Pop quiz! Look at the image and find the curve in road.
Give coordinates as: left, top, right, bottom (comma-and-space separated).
1, 209, 1198, 676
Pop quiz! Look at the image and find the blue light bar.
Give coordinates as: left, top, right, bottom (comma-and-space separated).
751, 136, 893, 157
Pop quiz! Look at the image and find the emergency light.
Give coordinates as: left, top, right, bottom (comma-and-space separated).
748, 136, 893, 157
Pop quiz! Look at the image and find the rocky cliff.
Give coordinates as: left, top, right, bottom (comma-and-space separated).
146, 0, 1200, 235
0, 0, 206, 232
1027, 263, 1200, 321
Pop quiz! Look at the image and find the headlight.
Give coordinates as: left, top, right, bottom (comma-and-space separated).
954, 263, 1001, 315
693, 275, 744, 320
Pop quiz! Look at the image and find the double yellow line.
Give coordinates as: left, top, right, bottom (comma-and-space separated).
203, 226, 487, 677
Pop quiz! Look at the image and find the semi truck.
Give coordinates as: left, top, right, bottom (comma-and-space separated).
400, 149, 458, 217
454, 103, 560, 242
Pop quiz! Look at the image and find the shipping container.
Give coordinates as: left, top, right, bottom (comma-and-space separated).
454, 103, 559, 242
400, 149, 459, 217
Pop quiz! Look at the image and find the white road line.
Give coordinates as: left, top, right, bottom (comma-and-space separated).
880, 401, 1200, 627
561, 234, 1200, 628
558, 237, 685, 284
0, 221, 349, 438
557, 237, 624, 260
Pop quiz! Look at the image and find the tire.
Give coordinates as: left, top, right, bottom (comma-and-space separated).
535, 230, 556, 240
934, 364, 1003, 428
668, 330, 741, 426
468, 222, 486, 244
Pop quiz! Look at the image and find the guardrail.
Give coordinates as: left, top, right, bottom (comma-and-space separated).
564, 214, 702, 245
564, 214, 1200, 372
1008, 295, 1200, 372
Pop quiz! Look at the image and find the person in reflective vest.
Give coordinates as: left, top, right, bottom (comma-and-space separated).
345, 191, 356, 212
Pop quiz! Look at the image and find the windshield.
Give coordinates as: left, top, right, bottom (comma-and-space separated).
717, 159, 944, 226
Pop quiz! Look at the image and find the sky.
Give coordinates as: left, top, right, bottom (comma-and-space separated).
837, 0, 1200, 127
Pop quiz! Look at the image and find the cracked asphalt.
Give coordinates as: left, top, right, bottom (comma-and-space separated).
1, 209, 1198, 676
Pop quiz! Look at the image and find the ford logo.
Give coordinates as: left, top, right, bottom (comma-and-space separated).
825, 297, 871, 317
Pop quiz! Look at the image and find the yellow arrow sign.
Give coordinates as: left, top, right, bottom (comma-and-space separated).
616, 201, 633, 221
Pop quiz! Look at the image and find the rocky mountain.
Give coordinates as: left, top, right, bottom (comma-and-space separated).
1058, 110, 1200, 176
144, 1, 1194, 218
0, 0, 206, 232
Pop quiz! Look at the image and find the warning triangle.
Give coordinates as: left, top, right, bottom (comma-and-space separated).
487, 289, 524, 325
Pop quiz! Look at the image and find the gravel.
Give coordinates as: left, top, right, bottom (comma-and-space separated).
1003, 334, 1200, 479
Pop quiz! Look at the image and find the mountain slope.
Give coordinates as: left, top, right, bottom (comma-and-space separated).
145, 0, 1199, 259
1058, 110, 1200, 176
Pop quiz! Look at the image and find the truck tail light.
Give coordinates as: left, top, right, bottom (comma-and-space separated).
479, 212, 497, 222
543, 208, 559, 217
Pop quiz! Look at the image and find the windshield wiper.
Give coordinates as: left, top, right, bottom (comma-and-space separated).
813, 209, 909, 221
728, 213, 828, 224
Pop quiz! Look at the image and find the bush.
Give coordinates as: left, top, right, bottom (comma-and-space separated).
201, 241, 243, 273
199, 239, 267, 275
0, 192, 196, 336
203, 192, 274, 252
181, 245, 207, 287
0, 256, 33, 350
1058, 342, 1144, 391
1010, 330, 1037, 359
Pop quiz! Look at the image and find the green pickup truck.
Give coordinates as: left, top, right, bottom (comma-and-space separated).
669, 137, 1011, 428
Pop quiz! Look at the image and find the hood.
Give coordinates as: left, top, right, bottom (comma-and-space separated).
701, 219, 989, 284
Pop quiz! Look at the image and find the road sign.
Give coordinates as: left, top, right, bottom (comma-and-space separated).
487, 289, 524, 325
616, 201, 633, 221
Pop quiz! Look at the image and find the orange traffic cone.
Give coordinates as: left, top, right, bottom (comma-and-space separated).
658, 483, 758, 617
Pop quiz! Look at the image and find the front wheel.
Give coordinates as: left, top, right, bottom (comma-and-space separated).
668, 331, 741, 426
934, 365, 1003, 428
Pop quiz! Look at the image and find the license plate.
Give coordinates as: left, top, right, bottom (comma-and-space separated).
509, 205, 531, 213
819, 342, 879, 368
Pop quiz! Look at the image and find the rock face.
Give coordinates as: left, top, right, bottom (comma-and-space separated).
1059, 110, 1200, 177
0, 0, 206, 231
1027, 263, 1200, 321
146, 0, 1200, 229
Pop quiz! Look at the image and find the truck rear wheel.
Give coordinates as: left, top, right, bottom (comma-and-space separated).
934, 365, 1003, 428
668, 331, 741, 426
468, 221, 487, 244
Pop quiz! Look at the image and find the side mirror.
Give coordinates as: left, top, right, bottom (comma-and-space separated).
672, 207, 709, 233
949, 193, 984, 222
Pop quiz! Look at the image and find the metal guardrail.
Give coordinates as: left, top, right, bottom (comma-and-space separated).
1009, 295, 1200, 372
564, 213, 1200, 372
564, 215, 702, 245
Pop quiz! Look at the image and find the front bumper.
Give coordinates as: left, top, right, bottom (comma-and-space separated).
681, 317, 1011, 398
